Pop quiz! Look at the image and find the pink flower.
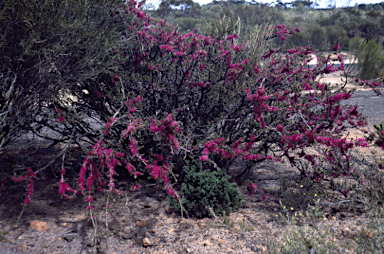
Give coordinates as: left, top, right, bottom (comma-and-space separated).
132, 171, 142, 177
112, 74, 119, 83
150, 119, 161, 132
86, 195, 93, 203
154, 154, 164, 161
226, 34, 238, 40
125, 163, 135, 174
59, 182, 74, 195
166, 185, 177, 198
159, 45, 174, 52
248, 182, 257, 191
333, 43, 340, 51
131, 184, 140, 192
86, 172, 94, 191
23, 196, 31, 206
287, 49, 296, 54
129, 140, 139, 156
135, 95, 143, 103
163, 176, 170, 185
55, 107, 65, 122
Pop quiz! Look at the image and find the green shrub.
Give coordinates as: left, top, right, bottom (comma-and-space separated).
174, 17, 201, 32
168, 161, 243, 218
287, 27, 308, 48
308, 24, 326, 50
356, 38, 384, 80
326, 25, 349, 51
349, 36, 364, 53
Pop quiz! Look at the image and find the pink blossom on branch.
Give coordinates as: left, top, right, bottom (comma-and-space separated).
12, 167, 36, 206
131, 184, 140, 192
55, 107, 65, 123
333, 43, 340, 51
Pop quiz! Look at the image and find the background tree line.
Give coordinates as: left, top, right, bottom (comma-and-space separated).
147, 0, 384, 52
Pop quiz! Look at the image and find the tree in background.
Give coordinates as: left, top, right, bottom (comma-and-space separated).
155, 0, 201, 18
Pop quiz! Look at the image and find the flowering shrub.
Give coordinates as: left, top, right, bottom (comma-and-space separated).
103, 1, 383, 194
52, 0, 384, 214
6, 0, 384, 218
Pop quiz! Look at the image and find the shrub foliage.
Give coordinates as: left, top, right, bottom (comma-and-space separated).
356, 38, 384, 80
0, 0, 124, 151
168, 161, 242, 218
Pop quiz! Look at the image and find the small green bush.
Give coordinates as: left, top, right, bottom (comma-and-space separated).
168, 161, 243, 218
356, 38, 384, 80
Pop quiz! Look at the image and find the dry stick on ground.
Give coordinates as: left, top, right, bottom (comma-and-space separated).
207, 206, 262, 253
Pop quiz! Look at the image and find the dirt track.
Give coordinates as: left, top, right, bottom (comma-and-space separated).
341, 89, 384, 126
317, 71, 384, 126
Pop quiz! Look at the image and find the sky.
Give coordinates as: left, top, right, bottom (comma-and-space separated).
144, 0, 384, 9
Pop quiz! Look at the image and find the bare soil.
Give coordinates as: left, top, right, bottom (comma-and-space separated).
0, 73, 384, 254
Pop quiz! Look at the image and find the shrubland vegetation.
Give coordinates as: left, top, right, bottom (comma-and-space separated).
1, 0, 384, 252
148, 0, 384, 51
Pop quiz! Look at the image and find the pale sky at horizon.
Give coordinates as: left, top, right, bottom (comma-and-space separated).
144, 0, 384, 9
